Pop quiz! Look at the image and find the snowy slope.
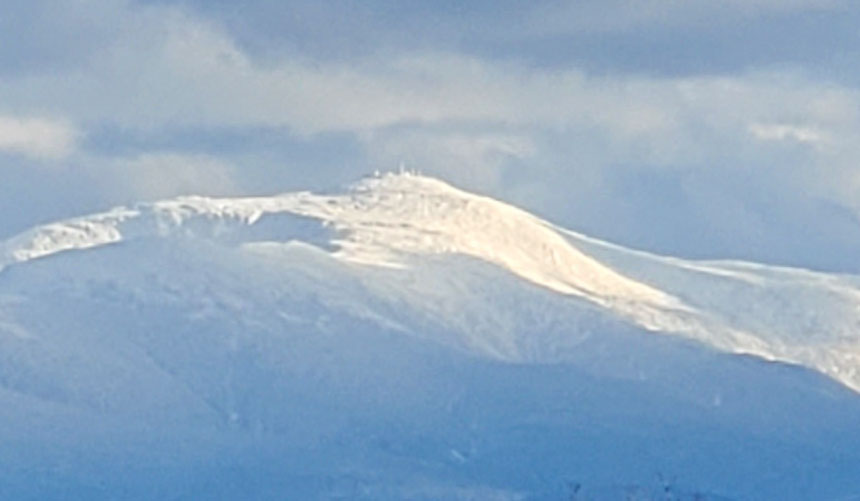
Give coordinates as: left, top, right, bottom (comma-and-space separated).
4, 172, 860, 391
2, 173, 860, 500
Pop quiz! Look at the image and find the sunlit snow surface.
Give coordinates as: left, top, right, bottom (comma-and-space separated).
5, 172, 860, 390
2, 173, 860, 499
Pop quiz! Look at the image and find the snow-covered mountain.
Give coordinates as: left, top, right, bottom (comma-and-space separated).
2, 172, 860, 500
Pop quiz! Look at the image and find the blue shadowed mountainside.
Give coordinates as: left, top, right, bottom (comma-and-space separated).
2, 173, 860, 500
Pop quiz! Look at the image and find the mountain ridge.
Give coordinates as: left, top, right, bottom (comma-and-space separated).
3, 171, 860, 393
3, 172, 860, 499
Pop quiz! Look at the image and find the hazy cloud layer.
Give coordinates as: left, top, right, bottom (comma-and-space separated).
527, 0, 851, 35
2, 0, 860, 270
0, 116, 78, 159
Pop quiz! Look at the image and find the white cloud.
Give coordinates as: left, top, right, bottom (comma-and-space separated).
748, 123, 830, 147
526, 0, 849, 35
105, 152, 238, 201
3, 4, 858, 213
721, 0, 847, 11
1, 5, 857, 183
0, 116, 78, 160
4, 0, 860, 269
0, 13, 680, 136
364, 129, 535, 192
1, 8, 854, 157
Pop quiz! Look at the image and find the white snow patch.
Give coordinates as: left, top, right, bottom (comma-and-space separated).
3, 172, 860, 391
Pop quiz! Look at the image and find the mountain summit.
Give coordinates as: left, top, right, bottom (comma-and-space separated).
2, 172, 860, 499
4, 172, 860, 390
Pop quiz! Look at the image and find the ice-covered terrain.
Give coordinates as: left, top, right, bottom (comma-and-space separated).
2, 172, 860, 499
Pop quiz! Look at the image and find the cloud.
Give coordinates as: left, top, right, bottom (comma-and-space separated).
0, 150, 238, 239
0, 116, 78, 159
525, 0, 850, 35
748, 123, 830, 148
364, 128, 535, 192
99, 152, 238, 202
0, 11, 682, 136
3, 0, 860, 270
0, 7, 855, 152
0, 6, 854, 193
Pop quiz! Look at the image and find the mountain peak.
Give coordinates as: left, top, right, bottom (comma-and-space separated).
0, 172, 460, 271
3, 173, 860, 393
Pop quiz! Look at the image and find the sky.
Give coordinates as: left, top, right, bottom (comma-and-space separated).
2, 0, 860, 271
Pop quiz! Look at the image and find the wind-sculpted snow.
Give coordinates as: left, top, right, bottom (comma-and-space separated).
3, 172, 860, 393
4, 173, 860, 499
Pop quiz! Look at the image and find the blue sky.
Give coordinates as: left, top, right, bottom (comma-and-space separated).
2, 0, 860, 270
